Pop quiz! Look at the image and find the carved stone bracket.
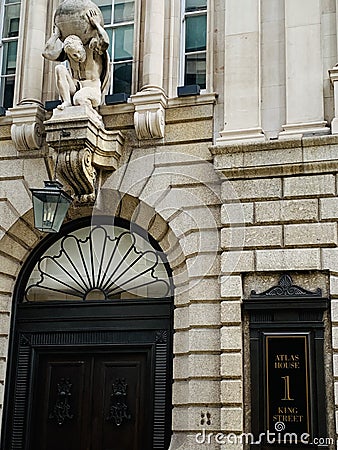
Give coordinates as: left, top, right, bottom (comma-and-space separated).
130, 89, 167, 140
44, 105, 124, 202
9, 104, 45, 151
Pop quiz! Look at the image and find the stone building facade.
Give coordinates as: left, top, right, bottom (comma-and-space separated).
0, 0, 338, 449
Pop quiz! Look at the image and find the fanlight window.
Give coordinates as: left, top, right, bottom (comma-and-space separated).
24, 224, 171, 302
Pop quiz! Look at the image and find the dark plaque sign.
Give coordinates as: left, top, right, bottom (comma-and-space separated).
265, 334, 310, 437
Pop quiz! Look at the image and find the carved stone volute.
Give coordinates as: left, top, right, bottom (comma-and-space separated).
9, 104, 45, 151
130, 88, 167, 140
44, 105, 124, 202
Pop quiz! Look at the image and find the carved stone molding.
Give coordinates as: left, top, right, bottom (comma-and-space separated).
130, 89, 167, 140
44, 105, 124, 202
9, 104, 45, 151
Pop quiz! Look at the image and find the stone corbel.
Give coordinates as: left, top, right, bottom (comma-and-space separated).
9, 103, 45, 151
44, 105, 124, 203
130, 88, 167, 140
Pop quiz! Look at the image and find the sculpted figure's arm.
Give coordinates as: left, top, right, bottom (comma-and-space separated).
42, 26, 64, 61
87, 9, 109, 55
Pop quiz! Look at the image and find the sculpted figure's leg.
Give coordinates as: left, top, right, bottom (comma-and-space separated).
73, 86, 101, 108
55, 65, 77, 109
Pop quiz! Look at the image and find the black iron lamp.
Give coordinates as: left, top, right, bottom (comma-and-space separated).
30, 130, 72, 233
30, 180, 72, 233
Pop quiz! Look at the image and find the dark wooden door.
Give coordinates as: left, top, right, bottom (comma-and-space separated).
29, 349, 152, 450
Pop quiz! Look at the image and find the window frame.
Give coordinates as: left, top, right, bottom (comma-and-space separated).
180, 0, 208, 90
95, 0, 140, 96
0, 0, 21, 109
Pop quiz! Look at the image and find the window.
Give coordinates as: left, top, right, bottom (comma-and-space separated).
95, 0, 135, 95
0, 0, 21, 109
181, 0, 207, 89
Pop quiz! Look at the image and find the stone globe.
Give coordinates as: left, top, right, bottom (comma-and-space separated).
54, 0, 104, 44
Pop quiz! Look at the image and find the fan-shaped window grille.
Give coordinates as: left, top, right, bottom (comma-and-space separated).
24, 223, 172, 302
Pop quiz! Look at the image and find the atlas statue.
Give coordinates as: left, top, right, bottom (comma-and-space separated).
43, 0, 110, 110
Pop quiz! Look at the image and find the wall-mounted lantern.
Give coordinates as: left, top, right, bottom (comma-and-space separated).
30, 180, 72, 233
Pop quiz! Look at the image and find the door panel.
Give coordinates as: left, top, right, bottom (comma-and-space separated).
29, 349, 152, 450
93, 353, 150, 450
30, 354, 92, 450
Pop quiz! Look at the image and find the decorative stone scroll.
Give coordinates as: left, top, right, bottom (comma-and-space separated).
131, 89, 167, 140
10, 104, 45, 151
44, 105, 124, 202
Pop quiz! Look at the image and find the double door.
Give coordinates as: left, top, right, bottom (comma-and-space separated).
29, 348, 152, 450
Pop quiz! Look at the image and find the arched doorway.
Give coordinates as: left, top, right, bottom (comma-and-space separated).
2, 217, 174, 450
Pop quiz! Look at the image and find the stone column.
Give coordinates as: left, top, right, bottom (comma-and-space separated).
141, 0, 165, 90
9, 0, 49, 151
280, 0, 329, 137
130, 0, 167, 140
329, 67, 338, 134
217, 0, 265, 144
17, 0, 48, 105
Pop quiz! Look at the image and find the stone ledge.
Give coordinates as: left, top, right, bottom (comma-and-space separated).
212, 134, 338, 179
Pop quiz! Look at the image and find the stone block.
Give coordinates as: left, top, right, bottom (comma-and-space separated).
0, 235, 30, 261
155, 142, 212, 162
332, 327, 338, 349
333, 354, 338, 377
170, 206, 221, 236
173, 355, 189, 379
0, 160, 23, 179
0, 201, 20, 232
189, 329, 220, 352
284, 223, 337, 247
0, 274, 15, 294
0, 313, 10, 335
0, 295, 11, 313
331, 276, 338, 296
283, 174, 335, 198
221, 203, 254, 225
221, 326, 243, 351
0, 337, 8, 357
222, 225, 282, 249
221, 352, 243, 377
0, 361, 5, 381
188, 354, 220, 377
255, 199, 318, 223
221, 251, 255, 274
220, 275, 243, 299
256, 249, 321, 271
165, 119, 213, 144
222, 178, 282, 201
320, 198, 338, 220
9, 219, 39, 249
221, 407, 243, 432
331, 301, 338, 321
180, 229, 219, 257
174, 330, 189, 355
154, 184, 220, 221
0, 254, 19, 277
186, 254, 220, 278
221, 302, 242, 324
188, 279, 221, 301
189, 380, 220, 404
119, 150, 155, 198
174, 307, 189, 330
335, 382, 338, 405
173, 380, 189, 404
221, 380, 243, 404
189, 303, 220, 327
322, 249, 338, 272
